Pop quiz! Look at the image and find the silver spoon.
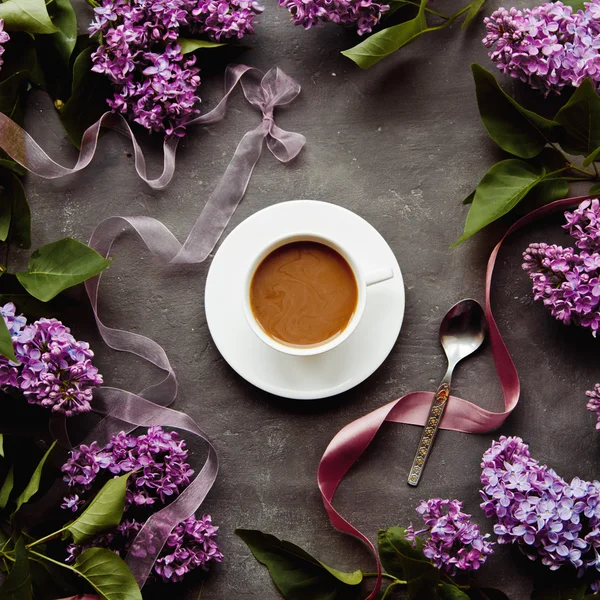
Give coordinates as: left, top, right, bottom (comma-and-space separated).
407, 299, 486, 486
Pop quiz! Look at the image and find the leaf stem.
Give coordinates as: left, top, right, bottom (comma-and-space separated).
362, 572, 405, 583
381, 580, 402, 599
29, 549, 77, 574
26, 526, 69, 550
402, 1, 452, 18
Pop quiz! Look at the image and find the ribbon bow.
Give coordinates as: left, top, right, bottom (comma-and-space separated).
0, 64, 305, 191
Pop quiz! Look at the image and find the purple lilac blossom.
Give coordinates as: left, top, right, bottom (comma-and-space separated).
483, 1, 600, 95
0, 20, 9, 71
405, 498, 494, 575
522, 199, 600, 336
481, 436, 600, 589
586, 383, 600, 429
89, 0, 262, 137
62, 427, 222, 583
0, 304, 102, 415
279, 0, 389, 36
66, 515, 223, 583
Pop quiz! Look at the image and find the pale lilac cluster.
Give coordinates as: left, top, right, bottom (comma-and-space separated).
483, 1, 600, 95
405, 498, 494, 575
481, 436, 600, 588
522, 200, 600, 336
585, 383, 600, 429
0, 303, 102, 416
279, 0, 389, 36
61, 426, 194, 511
89, 0, 262, 136
0, 19, 9, 71
66, 515, 223, 583
62, 427, 222, 582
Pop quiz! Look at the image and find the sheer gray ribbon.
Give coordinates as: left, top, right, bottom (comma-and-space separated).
0, 64, 305, 586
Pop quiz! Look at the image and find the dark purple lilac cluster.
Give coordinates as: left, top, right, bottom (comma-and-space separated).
405, 498, 494, 575
62, 427, 222, 583
0, 303, 102, 416
481, 436, 600, 589
89, 0, 262, 137
483, 1, 600, 95
279, 0, 389, 36
0, 19, 9, 71
522, 199, 600, 336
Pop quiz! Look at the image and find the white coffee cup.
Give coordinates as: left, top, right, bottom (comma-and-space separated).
242, 233, 394, 356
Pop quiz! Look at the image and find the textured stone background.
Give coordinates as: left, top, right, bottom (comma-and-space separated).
12, 1, 600, 597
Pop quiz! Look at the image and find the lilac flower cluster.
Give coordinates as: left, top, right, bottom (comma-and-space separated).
66, 514, 223, 583
405, 498, 494, 575
522, 199, 600, 336
0, 303, 102, 416
0, 19, 9, 71
483, 1, 600, 95
89, 0, 262, 137
481, 436, 600, 588
62, 426, 222, 582
61, 426, 194, 511
279, 0, 389, 36
585, 383, 600, 429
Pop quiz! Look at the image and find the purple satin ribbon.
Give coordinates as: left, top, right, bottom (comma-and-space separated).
0, 64, 305, 586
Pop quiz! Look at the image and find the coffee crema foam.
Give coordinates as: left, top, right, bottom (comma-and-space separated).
250, 241, 358, 347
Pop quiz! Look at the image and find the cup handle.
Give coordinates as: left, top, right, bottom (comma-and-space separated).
365, 267, 394, 286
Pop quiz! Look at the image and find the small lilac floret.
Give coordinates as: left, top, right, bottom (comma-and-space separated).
279, 0, 388, 35
0, 304, 102, 415
0, 20, 10, 71
406, 498, 494, 575
483, 1, 600, 95
62, 427, 222, 582
481, 436, 600, 587
522, 199, 600, 336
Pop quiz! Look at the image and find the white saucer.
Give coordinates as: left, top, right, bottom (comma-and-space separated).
204, 200, 405, 400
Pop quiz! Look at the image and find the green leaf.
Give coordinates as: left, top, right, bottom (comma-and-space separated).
378, 527, 440, 599
439, 583, 470, 600
0, 189, 10, 242
66, 473, 131, 544
235, 529, 362, 600
72, 548, 142, 600
12, 441, 56, 514
472, 64, 559, 158
60, 46, 113, 148
16, 238, 111, 302
0, 466, 14, 509
0, 314, 16, 363
0, 433, 4, 458
462, 0, 487, 28
590, 182, 600, 195
49, 0, 76, 64
525, 177, 570, 206
177, 37, 225, 53
0, 538, 32, 600
566, 0, 587, 10
555, 78, 600, 157
0, 0, 57, 34
453, 159, 546, 245
0, 161, 25, 176
341, 0, 428, 69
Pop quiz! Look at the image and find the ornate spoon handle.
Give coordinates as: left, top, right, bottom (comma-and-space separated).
407, 383, 450, 486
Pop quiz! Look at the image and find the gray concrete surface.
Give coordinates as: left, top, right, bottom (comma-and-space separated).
13, 1, 600, 597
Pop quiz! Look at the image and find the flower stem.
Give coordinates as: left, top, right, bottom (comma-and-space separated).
29, 549, 78, 574
402, 1, 452, 18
